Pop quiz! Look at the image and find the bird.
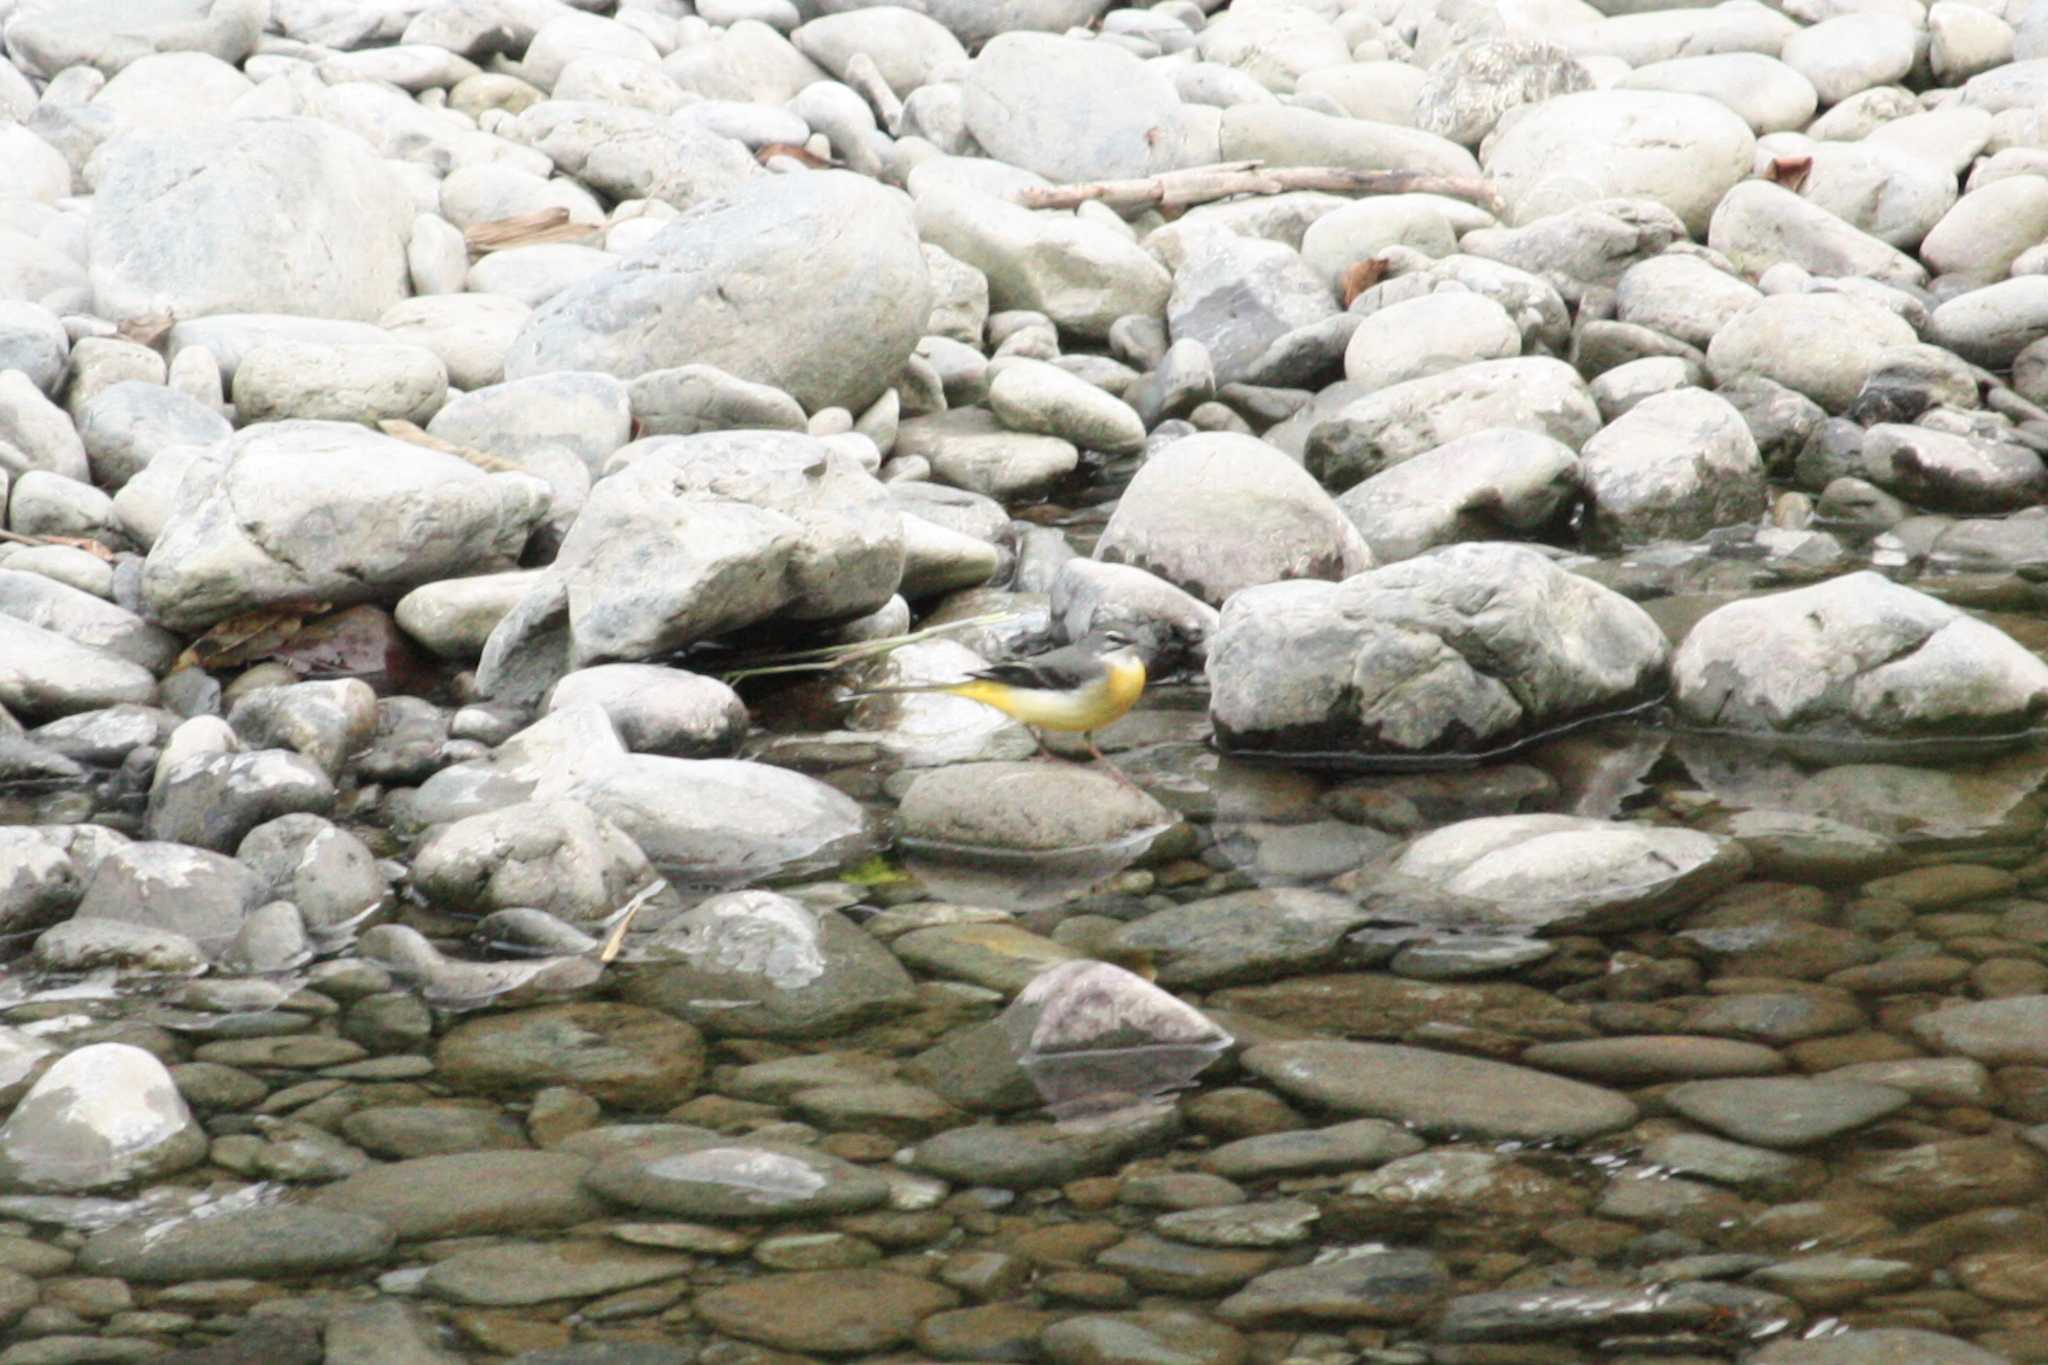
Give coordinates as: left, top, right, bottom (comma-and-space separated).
848, 626, 1150, 786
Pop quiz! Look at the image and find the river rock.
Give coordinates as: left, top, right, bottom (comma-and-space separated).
1670, 572, 2048, 742
693, 1267, 960, 1354
1482, 90, 1754, 236
314, 1150, 608, 1240
476, 431, 902, 698
1207, 543, 1668, 760
506, 170, 929, 414
437, 1002, 704, 1109
1389, 814, 1752, 932
1094, 432, 1370, 607
915, 182, 1173, 340
88, 116, 412, 324
583, 1133, 891, 1220
962, 31, 1188, 183
140, 421, 545, 632
1243, 1040, 1639, 1141
1336, 427, 1581, 564
78, 1204, 394, 1282
1578, 388, 1767, 548
623, 894, 917, 1037
5, 0, 264, 79
0, 1044, 206, 1193
1707, 292, 1922, 413
71, 839, 267, 953
1306, 356, 1601, 492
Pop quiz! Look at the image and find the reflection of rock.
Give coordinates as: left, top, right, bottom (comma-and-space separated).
1672, 735, 2048, 849
1000, 960, 1231, 1117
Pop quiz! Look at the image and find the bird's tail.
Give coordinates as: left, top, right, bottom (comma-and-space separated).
842, 681, 973, 700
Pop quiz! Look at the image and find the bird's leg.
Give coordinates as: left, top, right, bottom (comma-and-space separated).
1085, 731, 1144, 792
1030, 727, 1057, 761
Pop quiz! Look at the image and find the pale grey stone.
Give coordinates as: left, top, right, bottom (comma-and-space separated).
1580, 389, 1767, 548
1306, 356, 1601, 492
508, 171, 928, 415
141, 421, 547, 632
1671, 571, 2048, 740
379, 293, 533, 392
1096, 432, 1370, 608
1335, 428, 1581, 565
545, 664, 748, 758
231, 339, 449, 426
1392, 814, 1751, 933
76, 381, 231, 491
1196, 2, 1349, 95
0, 615, 157, 721
1615, 254, 1763, 350
88, 117, 412, 325
1481, 90, 1754, 236
1617, 53, 1816, 134
961, 32, 1185, 183
1167, 233, 1336, 387
0, 370, 87, 484
0, 1044, 207, 1194
1780, 13, 1917, 106
438, 161, 605, 231
1707, 180, 1929, 290
509, 100, 757, 212
988, 359, 1145, 454
1931, 2, 2015, 82
1560, 3, 1801, 67
792, 8, 966, 98
629, 364, 807, 439
1794, 138, 1959, 252
915, 183, 1171, 341
1922, 176, 2048, 282
3, 0, 263, 79
1207, 542, 1668, 759
0, 570, 179, 674
467, 243, 617, 309
661, 18, 827, 103
1344, 291, 1524, 390
1862, 424, 2048, 514
394, 569, 546, 662
164, 313, 394, 386
1219, 103, 1479, 179
1707, 293, 1920, 413
1460, 197, 1689, 305
0, 302, 67, 395
523, 12, 658, 91
1931, 277, 2048, 368
1415, 39, 1594, 145
894, 408, 1079, 500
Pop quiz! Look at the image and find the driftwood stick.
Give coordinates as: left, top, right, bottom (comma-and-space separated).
844, 52, 905, 135
1011, 162, 1506, 216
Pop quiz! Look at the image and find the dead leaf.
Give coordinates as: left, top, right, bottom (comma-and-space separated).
0, 529, 116, 561
116, 315, 175, 349
1766, 156, 1813, 192
1339, 257, 1389, 308
463, 207, 600, 254
174, 605, 323, 673
269, 604, 431, 690
379, 419, 522, 474
756, 142, 837, 170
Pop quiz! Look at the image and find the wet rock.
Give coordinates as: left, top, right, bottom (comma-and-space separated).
1388, 814, 1751, 933
314, 1151, 607, 1240
1202, 1119, 1425, 1180
1167, 232, 1336, 387
1041, 1310, 1248, 1365
1207, 543, 1668, 761
898, 762, 1173, 855
1666, 1077, 1912, 1148
1244, 1040, 1636, 1140
1520, 1035, 1788, 1083
437, 1003, 704, 1110
1707, 292, 1922, 413
692, 1267, 961, 1355
1096, 1234, 1276, 1295
1210, 971, 1589, 1044
622, 898, 918, 1039
1748, 1329, 2009, 1363
0, 569, 180, 673
1109, 890, 1378, 988
79, 1203, 393, 1282
905, 1103, 1181, 1187
1912, 994, 2048, 1063
226, 679, 376, 781
71, 840, 266, 956
421, 1238, 691, 1307
0, 1044, 206, 1193
1671, 572, 2048, 742
237, 814, 384, 936
146, 749, 336, 853
585, 1135, 891, 1220
1093, 432, 1369, 608
411, 799, 656, 927
508, 171, 929, 415
1000, 960, 1232, 1115
1439, 1280, 1799, 1343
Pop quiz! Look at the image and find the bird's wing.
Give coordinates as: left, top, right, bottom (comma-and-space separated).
970, 643, 1101, 692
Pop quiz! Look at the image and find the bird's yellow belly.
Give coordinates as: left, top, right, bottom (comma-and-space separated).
947, 658, 1145, 732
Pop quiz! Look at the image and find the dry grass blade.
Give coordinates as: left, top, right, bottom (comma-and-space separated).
379, 419, 524, 474
0, 528, 115, 561
718, 612, 1019, 684
1011, 161, 1507, 217
174, 604, 329, 673
116, 314, 176, 349
599, 880, 668, 965
463, 207, 602, 255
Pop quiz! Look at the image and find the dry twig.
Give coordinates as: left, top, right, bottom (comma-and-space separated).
1010, 161, 1506, 217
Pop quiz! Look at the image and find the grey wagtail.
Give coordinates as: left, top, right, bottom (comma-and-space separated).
851, 626, 1150, 785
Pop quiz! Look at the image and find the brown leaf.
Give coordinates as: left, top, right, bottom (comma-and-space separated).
116, 315, 175, 349
1339, 257, 1389, 308
270, 604, 432, 692
378, 419, 522, 474
756, 142, 837, 170
463, 207, 600, 254
0, 529, 116, 561
1766, 156, 1813, 192
174, 605, 323, 673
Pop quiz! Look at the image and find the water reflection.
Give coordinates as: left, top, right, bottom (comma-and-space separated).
1000, 960, 1232, 1119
